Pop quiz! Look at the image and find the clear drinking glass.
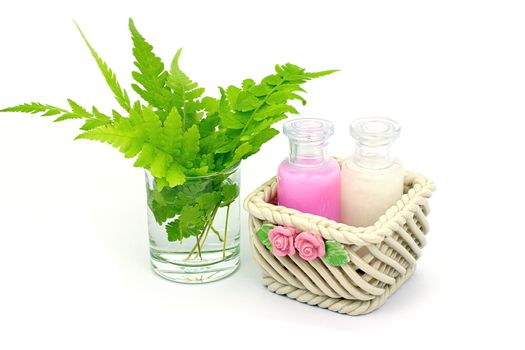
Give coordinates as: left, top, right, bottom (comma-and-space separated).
145, 164, 241, 283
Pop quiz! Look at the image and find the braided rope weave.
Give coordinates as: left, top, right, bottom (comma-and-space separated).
244, 168, 435, 316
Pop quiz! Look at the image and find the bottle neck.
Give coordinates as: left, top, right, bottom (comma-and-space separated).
289, 141, 329, 167
352, 142, 394, 169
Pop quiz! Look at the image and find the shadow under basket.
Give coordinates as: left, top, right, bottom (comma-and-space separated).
244, 171, 435, 316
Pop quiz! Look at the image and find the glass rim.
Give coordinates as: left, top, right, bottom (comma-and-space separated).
145, 162, 240, 181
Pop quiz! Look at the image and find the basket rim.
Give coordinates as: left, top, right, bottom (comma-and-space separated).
244, 169, 435, 246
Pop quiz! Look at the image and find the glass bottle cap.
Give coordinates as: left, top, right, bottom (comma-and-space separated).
350, 117, 400, 146
283, 118, 334, 143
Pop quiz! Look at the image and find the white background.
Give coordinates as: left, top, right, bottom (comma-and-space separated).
1, 0, 524, 348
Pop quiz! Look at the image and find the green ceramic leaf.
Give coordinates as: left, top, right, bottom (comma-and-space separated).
256, 224, 274, 250
324, 241, 350, 266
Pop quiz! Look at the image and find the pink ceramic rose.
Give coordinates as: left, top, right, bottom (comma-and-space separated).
269, 226, 297, 256
294, 231, 325, 261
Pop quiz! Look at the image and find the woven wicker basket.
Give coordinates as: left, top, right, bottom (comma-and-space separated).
244, 166, 435, 316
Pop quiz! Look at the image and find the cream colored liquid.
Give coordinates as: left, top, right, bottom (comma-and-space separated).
340, 157, 404, 227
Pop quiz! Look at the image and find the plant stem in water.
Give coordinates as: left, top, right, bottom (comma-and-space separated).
185, 221, 209, 260
184, 205, 219, 260
222, 204, 230, 259
210, 225, 223, 242
195, 232, 202, 259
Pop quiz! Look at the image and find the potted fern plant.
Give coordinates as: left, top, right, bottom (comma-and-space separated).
0, 19, 335, 283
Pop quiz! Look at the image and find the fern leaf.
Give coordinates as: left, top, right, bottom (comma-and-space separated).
112, 110, 124, 122
249, 83, 273, 97
67, 99, 91, 117
166, 49, 204, 129
141, 106, 162, 142
180, 124, 200, 168
0, 101, 100, 124
253, 104, 298, 121
198, 114, 219, 139
248, 128, 279, 153
266, 91, 306, 105
235, 92, 259, 112
242, 114, 287, 140
53, 99, 93, 122
91, 107, 112, 122
201, 96, 219, 115
303, 69, 340, 78
128, 18, 172, 112
225, 86, 241, 109
133, 142, 173, 179
242, 78, 256, 90
220, 113, 245, 129
53, 113, 87, 122
128, 102, 144, 126
78, 107, 111, 131
148, 149, 172, 178
74, 21, 131, 112
1, 102, 67, 115
230, 142, 253, 165
80, 118, 110, 131
166, 163, 185, 187
75, 119, 145, 158
215, 64, 337, 168
160, 107, 183, 157
133, 143, 156, 167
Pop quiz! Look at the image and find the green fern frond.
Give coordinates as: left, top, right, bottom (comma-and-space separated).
133, 142, 184, 186
134, 143, 172, 178
166, 49, 204, 129
2, 20, 339, 245
1, 102, 68, 116
0, 100, 106, 124
74, 21, 131, 112
215, 64, 337, 167
53, 99, 93, 122
140, 106, 163, 142
80, 107, 112, 131
75, 119, 145, 158
303, 69, 340, 78
74, 104, 184, 186
91, 107, 112, 121
79, 119, 109, 131
128, 18, 172, 113
180, 124, 200, 168
67, 99, 91, 117
159, 107, 183, 158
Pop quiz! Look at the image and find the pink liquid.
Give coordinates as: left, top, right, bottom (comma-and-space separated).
277, 158, 341, 221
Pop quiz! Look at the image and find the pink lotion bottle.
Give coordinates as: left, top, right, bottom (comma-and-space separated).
277, 118, 341, 221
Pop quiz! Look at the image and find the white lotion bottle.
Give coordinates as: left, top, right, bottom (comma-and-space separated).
341, 117, 404, 227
